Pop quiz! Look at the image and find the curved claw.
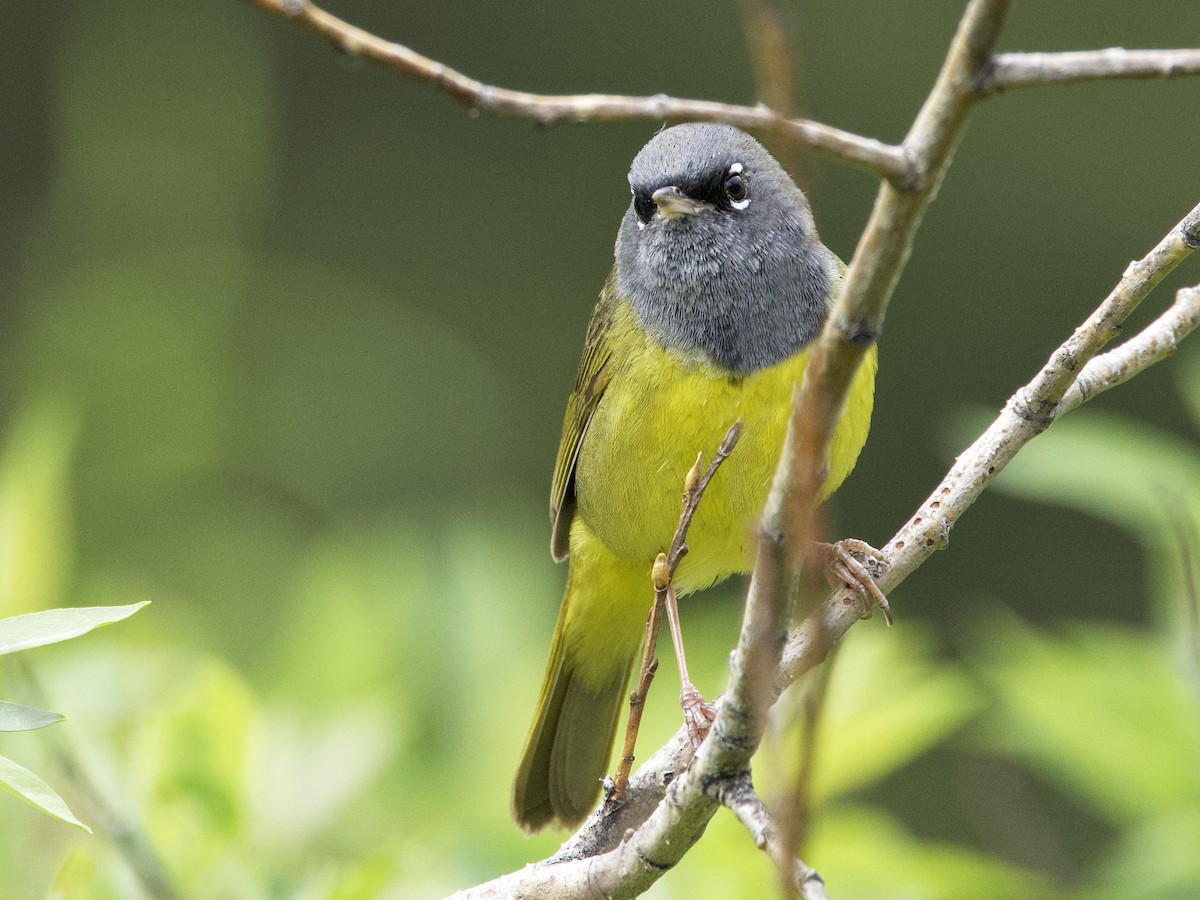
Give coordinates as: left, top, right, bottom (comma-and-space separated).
819, 538, 892, 625
681, 685, 717, 749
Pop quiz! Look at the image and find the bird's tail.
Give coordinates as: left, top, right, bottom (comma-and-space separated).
512, 543, 648, 831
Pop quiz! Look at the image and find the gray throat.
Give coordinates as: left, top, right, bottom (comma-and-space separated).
614, 209, 838, 374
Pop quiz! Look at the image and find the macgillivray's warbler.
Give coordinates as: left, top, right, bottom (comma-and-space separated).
512, 123, 878, 831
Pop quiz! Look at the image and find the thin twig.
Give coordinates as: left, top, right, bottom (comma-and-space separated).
980, 48, 1200, 95
612, 575, 663, 797
1060, 284, 1200, 413
668, 424, 744, 572
717, 772, 829, 900
613, 423, 741, 795
1018, 209, 1200, 424
242, 0, 910, 183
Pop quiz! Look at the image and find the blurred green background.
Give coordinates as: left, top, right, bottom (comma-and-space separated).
2, 1, 1199, 897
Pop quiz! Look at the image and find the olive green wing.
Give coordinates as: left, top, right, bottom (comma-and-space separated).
550, 279, 619, 561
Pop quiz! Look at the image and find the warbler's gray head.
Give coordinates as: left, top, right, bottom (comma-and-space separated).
615, 123, 839, 374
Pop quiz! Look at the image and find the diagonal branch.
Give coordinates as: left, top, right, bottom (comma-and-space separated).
979, 47, 1200, 95
717, 772, 829, 900
1061, 283, 1200, 413
783, 0, 1012, 583
1017, 205, 1200, 422
780, 199, 1200, 684
242, 0, 910, 183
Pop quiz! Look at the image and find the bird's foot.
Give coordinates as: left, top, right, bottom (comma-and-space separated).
817, 538, 892, 625
680, 684, 717, 749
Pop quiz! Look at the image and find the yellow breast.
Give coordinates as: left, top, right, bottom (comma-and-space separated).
574, 301, 876, 595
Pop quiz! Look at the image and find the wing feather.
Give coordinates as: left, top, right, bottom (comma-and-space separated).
549, 278, 619, 560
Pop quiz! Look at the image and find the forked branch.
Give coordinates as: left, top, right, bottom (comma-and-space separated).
242, 1, 1200, 895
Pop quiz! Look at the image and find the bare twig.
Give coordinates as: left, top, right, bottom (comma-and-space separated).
612, 571, 663, 798
668, 425, 744, 572
1020, 207, 1200, 423
244, 1, 1200, 195
717, 773, 829, 900
980, 48, 1200, 95
242, 0, 910, 183
1061, 284, 1200, 413
614, 424, 742, 795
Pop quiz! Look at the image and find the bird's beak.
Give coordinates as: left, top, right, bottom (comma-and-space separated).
652, 186, 711, 219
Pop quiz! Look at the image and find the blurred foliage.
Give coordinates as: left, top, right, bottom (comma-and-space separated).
0, 600, 149, 831
2, 0, 1200, 897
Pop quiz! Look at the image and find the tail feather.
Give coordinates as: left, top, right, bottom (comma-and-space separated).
512, 619, 633, 831
514, 526, 649, 831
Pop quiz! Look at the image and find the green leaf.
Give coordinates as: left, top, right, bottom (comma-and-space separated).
0, 602, 149, 656
0, 755, 91, 832
0, 700, 65, 731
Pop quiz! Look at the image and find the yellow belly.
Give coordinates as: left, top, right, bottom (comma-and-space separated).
573, 301, 876, 596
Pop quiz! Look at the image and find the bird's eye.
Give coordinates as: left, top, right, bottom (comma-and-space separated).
724, 172, 749, 206
633, 193, 656, 224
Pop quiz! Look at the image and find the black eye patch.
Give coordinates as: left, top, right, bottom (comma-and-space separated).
633, 192, 656, 224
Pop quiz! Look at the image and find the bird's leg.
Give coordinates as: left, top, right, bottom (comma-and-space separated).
815, 538, 892, 625
664, 581, 716, 747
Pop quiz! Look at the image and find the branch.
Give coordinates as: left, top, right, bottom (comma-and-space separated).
242, 0, 909, 183
718, 772, 829, 900
781, 200, 1200, 683
784, 0, 1012, 586
614, 424, 742, 796
1061, 283, 1200, 413
980, 48, 1200, 95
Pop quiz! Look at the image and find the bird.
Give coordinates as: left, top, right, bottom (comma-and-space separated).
512, 122, 877, 832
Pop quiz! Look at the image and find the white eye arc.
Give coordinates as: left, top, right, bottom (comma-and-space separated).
725, 163, 750, 210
